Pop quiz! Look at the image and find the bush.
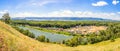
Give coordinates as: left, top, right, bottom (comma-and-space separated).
13, 26, 35, 38
36, 35, 46, 42
22, 30, 35, 38
110, 39, 115, 42
46, 38, 49, 42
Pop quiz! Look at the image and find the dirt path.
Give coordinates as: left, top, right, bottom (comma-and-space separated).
0, 32, 8, 51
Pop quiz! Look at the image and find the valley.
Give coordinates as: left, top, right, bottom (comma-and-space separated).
0, 21, 120, 51
12, 20, 120, 47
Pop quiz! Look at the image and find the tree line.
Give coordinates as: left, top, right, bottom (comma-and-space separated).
12, 20, 109, 29
12, 26, 50, 43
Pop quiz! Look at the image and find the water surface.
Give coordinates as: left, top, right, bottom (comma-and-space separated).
19, 26, 73, 43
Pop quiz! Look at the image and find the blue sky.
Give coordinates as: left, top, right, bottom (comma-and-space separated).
0, 0, 120, 20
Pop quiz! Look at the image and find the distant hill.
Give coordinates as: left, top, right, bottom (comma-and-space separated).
12, 17, 111, 21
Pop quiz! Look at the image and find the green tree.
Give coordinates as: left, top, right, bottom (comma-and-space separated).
28, 33, 35, 38
36, 35, 46, 42
20, 29, 35, 38
62, 40, 65, 44
1, 13, 11, 24
46, 38, 49, 42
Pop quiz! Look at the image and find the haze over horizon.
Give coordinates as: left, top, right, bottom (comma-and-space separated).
0, 0, 120, 20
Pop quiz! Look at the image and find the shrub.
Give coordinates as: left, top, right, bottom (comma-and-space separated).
36, 35, 46, 42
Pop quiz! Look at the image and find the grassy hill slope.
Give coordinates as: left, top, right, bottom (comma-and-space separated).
0, 21, 120, 51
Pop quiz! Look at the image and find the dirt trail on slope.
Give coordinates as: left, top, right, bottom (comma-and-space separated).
0, 32, 8, 51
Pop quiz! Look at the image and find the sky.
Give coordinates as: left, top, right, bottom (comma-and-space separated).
0, 0, 120, 20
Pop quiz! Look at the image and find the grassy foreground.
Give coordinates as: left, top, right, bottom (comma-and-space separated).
0, 21, 120, 51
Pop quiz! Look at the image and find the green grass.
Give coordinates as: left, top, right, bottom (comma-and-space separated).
0, 21, 120, 51
31, 26, 71, 35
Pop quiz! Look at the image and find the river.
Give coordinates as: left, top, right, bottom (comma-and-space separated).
19, 26, 73, 43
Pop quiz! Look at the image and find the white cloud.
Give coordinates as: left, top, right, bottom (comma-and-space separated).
31, 0, 56, 6
0, 10, 9, 17
16, 0, 72, 9
47, 10, 120, 20
12, 12, 41, 17
46, 10, 74, 17
12, 10, 120, 20
31, 0, 72, 6
112, 0, 119, 5
118, 12, 120, 14
0, 10, 8, 14
92, 1, 108, 6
